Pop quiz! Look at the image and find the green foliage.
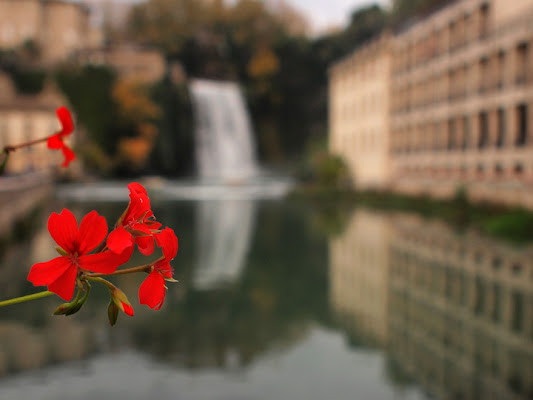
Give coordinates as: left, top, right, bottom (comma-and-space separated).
0, 42, 45, 95
297, 139, 350, 188
9, 68, 46, 94
390, 0, 451, 25
482, 210, 533, 243
55, 65, 118, 156
314, 153, 349, 187
149, 78, 194, 176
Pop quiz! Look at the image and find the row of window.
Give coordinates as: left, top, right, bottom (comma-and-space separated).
392, 103, 530, 153
392, 41, 531, 113
394, 2, 491, 73
397, 163, 530, 182
331, 90, 386, 121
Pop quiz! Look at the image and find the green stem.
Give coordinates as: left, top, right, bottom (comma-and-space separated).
0, 290, 55, 307
83, 264, 152, 279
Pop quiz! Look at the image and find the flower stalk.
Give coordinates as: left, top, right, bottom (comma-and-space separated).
0, 290, 55, 307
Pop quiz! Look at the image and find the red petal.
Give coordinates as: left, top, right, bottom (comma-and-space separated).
61, 145, 76, 167
156, 228, 178, 260
48, 209, 78, 254
77, 211, 107, 255
139, 270, 166, 310
154, 259, 173, 278
128, 182, 147, 196
56, 106, 74, 136
107, 226, 134, 254
47, 134, 63, 149
47, 264, 78, 301
123, 183, 151, 223
78, 246, 133, 274
27, 256, 73, 286
146, 220, 162, 230
135, 235, 155, 255
122, 302, 134, 316
130, 223, 152, 235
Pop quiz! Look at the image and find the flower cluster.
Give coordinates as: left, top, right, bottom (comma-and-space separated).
47, 106, 75, 167
1, 106, 76, 173
27, 182, 178, 325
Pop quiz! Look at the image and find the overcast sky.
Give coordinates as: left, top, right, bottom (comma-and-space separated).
286, 0, 390, 32
82, 0, 391, 33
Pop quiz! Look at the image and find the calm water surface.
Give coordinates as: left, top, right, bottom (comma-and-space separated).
0, 186, 531, 400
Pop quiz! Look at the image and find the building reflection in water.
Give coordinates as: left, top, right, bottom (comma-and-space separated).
329, 210, 390, 347
330, 211, 533, 400
193, 199, 257, 289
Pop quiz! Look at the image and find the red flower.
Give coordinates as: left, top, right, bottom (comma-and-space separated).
47, 106, 75, 167
139, 227, 177, 310
107, 182, 161, 256
28, 209, 132, 301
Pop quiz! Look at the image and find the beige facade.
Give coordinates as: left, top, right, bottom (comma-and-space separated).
0, 72, 71, 175
390, 0, 533, 208
0, 0, 90, 64
329, 0, 533, 208
329, 34, 391, 189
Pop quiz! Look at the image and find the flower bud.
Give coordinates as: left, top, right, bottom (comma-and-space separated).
110, 286, 134, 317
108, 301, 119, 326
53, 302, 72, 316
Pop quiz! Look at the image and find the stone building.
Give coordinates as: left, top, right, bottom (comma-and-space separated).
329, 34, 391, 189
390, 0, 533, 207
329, 0, 533, 208
0, 0, 90, 65
0, 72, 70, 175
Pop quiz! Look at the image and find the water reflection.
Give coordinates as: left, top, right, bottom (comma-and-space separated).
194, 199, 256, 289
0, 194, 531, 399
330, 210, 533, 399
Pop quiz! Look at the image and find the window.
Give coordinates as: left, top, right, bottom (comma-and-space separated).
448, 118, 456, 150
516, 42, 529, 85
496, 108, 505, 147
496, 51, 505, 89
515, 104, 528, 146
479, 58, 489, 93
462, 115, 470, 150
433, 121, 440, 150
478, 111, 489, 148
479, 3, 490, 39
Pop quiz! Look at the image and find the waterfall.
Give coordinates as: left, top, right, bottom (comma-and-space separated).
189, 79, 258, 181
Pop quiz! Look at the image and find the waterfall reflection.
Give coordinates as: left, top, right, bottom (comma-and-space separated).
194, 199, 257, 290
329, 211, 533, 399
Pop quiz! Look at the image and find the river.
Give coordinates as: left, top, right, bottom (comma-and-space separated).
0, 182, 531, 399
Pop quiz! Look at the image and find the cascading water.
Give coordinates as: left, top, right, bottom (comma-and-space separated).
189, 79, 258, 181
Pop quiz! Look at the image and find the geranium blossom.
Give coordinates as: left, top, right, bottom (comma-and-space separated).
107, 182, 161, 256
139, 227, 177, 310
28, 209, 132, 301
47, 106, 75, 167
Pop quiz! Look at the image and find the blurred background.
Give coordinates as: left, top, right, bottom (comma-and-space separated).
0, 0, 532, 399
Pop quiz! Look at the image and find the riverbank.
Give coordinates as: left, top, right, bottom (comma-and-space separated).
0, 172, 52, 238
289, 186, 533, 244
